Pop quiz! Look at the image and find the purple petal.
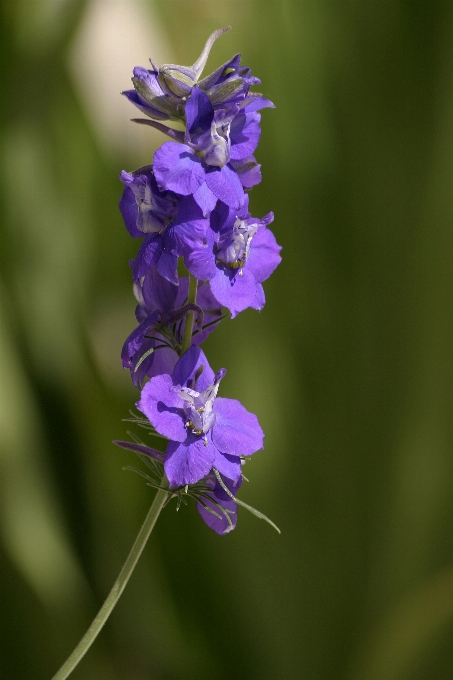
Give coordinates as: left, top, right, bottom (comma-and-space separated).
142, 267, 178, 311
209, 266, 258, 318
197, 471, 242, 534
157, 252, 179, 285
183, 282, 222, 345
172, 346, 215, 391
212, 450, 242, 482
197, 497, 237, 534
137, 374, 186, 442
193, 182, 218, 216
146, 346, 179, 379
210, 199, 236, 234
197, 498, 237, 534
154, 142, 205, 195
173, 194, 205, 223
195, 282, 223, 317
126, 336, 175, 388
165, 434, 216, 487
212, 397, 264, 456
113, 440, 164, 461
247, 226, 282, 283
242, 97, 275, 113
121, 311, 160, 368
131, 234, 163, 280
230, 157, 262, 188
166, 197, 208, 255
122, 89, 170, 121
198, 54, 242, 90
230, 112, 261, 160
174, 278, 190, 307
183, 228, 217, 280
250, 283, 265, 312
184, 248, 217, 280
186, 86, 213, 137
119, 183, 142, 238
205, 164, 244, 209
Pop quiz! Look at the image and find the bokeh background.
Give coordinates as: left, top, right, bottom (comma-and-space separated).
2, 1, 453, 678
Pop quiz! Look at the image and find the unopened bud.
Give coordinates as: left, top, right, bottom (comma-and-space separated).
158, 65, 197, 98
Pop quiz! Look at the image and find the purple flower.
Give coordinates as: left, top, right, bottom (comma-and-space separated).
197, 472, 242, 535
153, 87, 264, 215
120, 169, 209, 284
119, 166, 178, 237
122, 268, 222, 387
137, 346, 264, 487
184, 197, 282, 318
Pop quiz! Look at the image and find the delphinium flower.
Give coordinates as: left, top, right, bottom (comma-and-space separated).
152, 85, 264, 214
184, 196, 282, 317
51, 28, 280, 680
137, 345, 264, 486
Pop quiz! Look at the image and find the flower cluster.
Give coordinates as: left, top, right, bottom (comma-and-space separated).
118, 28, 281, 534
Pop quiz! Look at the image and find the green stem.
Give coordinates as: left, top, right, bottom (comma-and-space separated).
180, 273, 198, 355
51, 484, 169, 680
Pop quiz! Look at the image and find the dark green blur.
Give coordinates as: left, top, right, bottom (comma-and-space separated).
2, 1, 453, 678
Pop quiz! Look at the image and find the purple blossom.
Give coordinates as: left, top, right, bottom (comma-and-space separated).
184, 197, 282, 318
137, 346, 264, 487
122, 268, 222, 387
119, 169, 210, 283
153, 87, 264, 215
119, 166, 177, 237
197, 472, 242, 535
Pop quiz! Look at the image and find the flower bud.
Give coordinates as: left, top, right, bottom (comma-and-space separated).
158, 27, 231, 99
158, 65, 197, 98
125, 67, 183, 120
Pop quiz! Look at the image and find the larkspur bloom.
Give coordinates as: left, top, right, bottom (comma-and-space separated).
120, 166, 177, 236
184, 196, 282, 317
122, 267, 222, 387
119, 167, 209, 283
137, 346, 264, 488
153, 86, 264, 215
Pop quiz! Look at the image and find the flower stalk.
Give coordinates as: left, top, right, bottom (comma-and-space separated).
51, 485, 168, 680
180, 273, 198, 355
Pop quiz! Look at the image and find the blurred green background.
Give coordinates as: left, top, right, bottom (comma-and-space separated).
2, 1, 453, 678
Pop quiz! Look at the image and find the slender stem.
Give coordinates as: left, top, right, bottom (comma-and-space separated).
51, 485, 169, 680
180, 274, 198, 355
